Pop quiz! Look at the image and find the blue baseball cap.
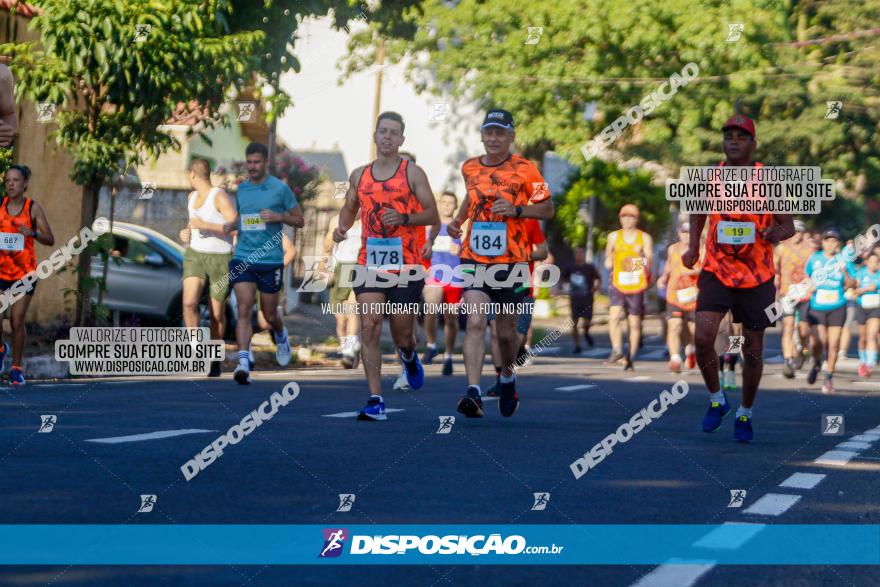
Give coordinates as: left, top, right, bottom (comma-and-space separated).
481, 109, 515, 130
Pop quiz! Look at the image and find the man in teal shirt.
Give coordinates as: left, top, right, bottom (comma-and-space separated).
225, 142, 304, 384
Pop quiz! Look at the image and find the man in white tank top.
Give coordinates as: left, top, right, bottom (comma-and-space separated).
180, 158, 237, 377
323, 215, 362, 368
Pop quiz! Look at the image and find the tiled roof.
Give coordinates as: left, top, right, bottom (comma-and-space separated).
0, 1, 37, 17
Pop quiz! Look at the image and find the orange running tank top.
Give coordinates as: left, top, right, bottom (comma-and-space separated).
777, 241, 812, 301
666, 242, 700, 311
0, 197, 36, 281
459, 154, 551, 264
611, 229, 649, 293
356, 158, 424, 269
702, 161, 775, 289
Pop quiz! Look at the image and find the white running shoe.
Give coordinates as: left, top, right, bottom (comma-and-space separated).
393, 368, 412, 391
275, 327, 291, 367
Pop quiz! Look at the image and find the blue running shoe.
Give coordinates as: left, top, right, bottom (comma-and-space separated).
734, 415, 754, 442
9, 366, 25, 387
357, 395, 386, 421
702, 392, 730, 433
422, 346, 441, 365
402, 353, 424, 390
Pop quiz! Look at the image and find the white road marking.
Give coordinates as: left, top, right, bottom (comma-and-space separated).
852, 381, 880, 387
742, 493, 802, 516
625, 376, 651, 382
850, 433, 880, 443
692, 522, 765, 550
630, 560, 716, 587
837, 441, 872, 450
85, 429, 215, 444
323, 409, 405, 418
814, 450, 860, 466
779, 472, 826, 489
555, 384, 597, 392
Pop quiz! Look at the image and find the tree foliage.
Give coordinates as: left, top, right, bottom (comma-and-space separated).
344, 0, 880, 231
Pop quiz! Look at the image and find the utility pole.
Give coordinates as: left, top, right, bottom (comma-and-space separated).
369, 38, 385, 160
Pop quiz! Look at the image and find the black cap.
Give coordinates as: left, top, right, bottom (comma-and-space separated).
481, 109, 514, 130
822, 227, 842, 240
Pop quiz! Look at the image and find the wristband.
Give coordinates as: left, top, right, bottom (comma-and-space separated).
402, 213, 409, 226
515, 205, 523, 218
32, 230, 40, 239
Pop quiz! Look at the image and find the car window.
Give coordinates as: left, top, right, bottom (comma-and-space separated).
110, 236, 152, 265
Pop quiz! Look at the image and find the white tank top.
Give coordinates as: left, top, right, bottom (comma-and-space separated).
333, 221, 362, 263
188, 187, 233, 254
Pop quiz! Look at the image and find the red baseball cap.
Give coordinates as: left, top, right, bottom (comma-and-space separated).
722, 114, 756, 139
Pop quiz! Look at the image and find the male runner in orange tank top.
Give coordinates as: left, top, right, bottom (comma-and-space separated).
683, 115, 795, 442
0, 165, 55, 386
334, 112, 439, 421
605, 204, 653, 371
657, 222, 700, 372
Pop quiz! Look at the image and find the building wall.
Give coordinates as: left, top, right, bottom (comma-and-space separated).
2, 9, 82, 325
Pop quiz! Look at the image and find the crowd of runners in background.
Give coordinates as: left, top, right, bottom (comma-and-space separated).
0, 96, 869, 441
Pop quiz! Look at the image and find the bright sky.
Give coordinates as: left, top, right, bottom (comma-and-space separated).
276, 16, 485, 196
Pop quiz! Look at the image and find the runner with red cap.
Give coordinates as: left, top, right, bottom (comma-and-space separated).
682, 114, 795, 442
605, 203, 652, 371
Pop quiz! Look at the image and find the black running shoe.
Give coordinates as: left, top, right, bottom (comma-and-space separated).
499, 379, 519, 417
457, 386, 484, 418
807, 361, 821, 385
624, 356, 634, 371
208, 360, 221, 377
442, 357, 453, 376
516, 345, 529, 364
572, 346, 582, 355
584, 332, 594, 347
485, 377, 501, 397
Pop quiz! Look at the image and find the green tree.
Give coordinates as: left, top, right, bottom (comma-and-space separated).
2, 0, 260, 324
554, 160, 669, 252
345, 0, 880, 224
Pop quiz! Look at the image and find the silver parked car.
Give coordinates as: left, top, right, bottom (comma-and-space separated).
89, 222, 242, 337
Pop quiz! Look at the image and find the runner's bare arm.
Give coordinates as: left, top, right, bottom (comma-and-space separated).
604, 231, 617, 270
446, 189, 470, 239
382, 163, 439, 227
642, 232, 654, 266
683, 217, 706, 268
335, 167, 364, 242
324, 216, 339, 256
0, 64, 17, 147
530, 242, 549, 262
763, 214, 795, 245
491, 197, 553, 220
656, 245, 672, 289
28, 202, 54, 246
260, 205, 304, 228
282, 235, 296, 266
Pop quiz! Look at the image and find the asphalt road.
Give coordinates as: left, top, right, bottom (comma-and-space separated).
0, 331, 878, 586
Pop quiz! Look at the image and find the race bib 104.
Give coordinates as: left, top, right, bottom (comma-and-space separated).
241, 213, 266, 232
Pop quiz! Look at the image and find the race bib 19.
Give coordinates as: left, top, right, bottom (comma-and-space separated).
862, 293, 880, 309
816, 289, 840, 306
717, 221, 755, 245
676, 286, 697, 304
0, 232, 24, 251
470, 222, 507, 257
241, 213, 266, 232
366, 237, 403, 270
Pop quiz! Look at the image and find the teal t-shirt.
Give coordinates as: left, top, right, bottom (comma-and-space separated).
806, 251, 852, 311
856, 266, 880, 308
234, 175, 297, 265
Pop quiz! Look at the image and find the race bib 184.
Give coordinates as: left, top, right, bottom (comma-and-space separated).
470, 222, 507, 257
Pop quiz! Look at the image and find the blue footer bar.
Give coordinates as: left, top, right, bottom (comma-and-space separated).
0, 525, 877, 564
